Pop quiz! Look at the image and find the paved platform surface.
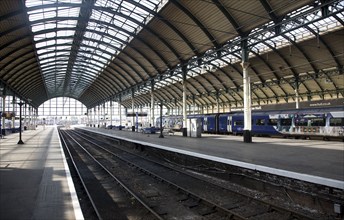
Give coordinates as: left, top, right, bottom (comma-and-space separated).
79, 126, 344, 189
0, 126, 83, 220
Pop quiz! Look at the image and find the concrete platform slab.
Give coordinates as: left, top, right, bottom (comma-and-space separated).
0, 126, 83, 220
79, 126, 344, 189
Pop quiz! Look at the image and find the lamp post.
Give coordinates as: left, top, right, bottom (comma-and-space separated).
17, 102, 24, 144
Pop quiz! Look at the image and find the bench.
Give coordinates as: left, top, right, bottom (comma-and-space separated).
162, 128, 175, 136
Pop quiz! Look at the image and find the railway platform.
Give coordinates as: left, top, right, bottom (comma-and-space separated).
79, 126, 344, 189
0, 126, 83, 220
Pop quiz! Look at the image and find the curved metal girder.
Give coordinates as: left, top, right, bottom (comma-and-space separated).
37, 55, 131, 90
262, 40, 311, 92
2, 32, 149, 84
92, 5, 181, 65
228, 53, 265, 100
170, 0, 219, 48
212, 0, 244, 36
2, 50, 133, 91
125, 0, 199, 56
2, 52, 124, 94
305, 24, 341, 89
282, 34, 324, 92
250, 50, 288, 96
157, 82, 184, 101
21, 1, 175, 71
39, 61, 125, 93
2, 17, 164, 80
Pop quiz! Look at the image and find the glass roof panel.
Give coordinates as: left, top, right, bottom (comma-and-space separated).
26, 0, 82, 96
25, 0, 170, 99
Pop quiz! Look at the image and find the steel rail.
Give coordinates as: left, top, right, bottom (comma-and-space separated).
61, 129, 164, 220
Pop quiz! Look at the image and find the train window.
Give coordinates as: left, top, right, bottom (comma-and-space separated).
234, 120, 243, 126
330, 118, 344, 126
267, 119, 278, 126
255, 119, 265, 126
309, 118, 325, 126
295, 119, 308, 126
280, 119, 292, 126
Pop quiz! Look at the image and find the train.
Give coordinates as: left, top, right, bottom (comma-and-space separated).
156, 106, 344, 140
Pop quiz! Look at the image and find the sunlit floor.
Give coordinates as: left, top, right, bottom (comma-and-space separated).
0, 126, 82, 220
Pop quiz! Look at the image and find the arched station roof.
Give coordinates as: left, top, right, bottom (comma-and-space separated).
0, 0, 343, 109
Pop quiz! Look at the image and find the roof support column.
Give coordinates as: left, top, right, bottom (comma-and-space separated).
193, 95, 196, 115
28, 105, 31, 128
216, 92, 220, 113
110, 101, 113, 126
93, 107, 96, 127
159, 101, 164, 138
12, 96, 16, 131
1, 95, 5, 137
24, 103, 27, 128
33, 108, 37, 130
97, 105, 100, 128
86, 108, 90, 126
150, 80, 155, 127
89, 108, 91, 126
102, 103, 106, 127
242, 39, 252, 143
119, 95, 122, 130
132, 89, 135, 132
182, 66, 187, 137
295, 79, 300, 109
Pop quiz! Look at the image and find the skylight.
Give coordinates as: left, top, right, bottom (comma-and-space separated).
26, 0, 166, 98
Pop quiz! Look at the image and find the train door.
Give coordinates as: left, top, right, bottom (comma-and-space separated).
227, 116, 232, 133
203, 117, 208, 132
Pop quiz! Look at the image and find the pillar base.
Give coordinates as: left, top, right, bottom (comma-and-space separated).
17, 140, 24, 144
243, 130, 252, 143
182, 128, 187, 137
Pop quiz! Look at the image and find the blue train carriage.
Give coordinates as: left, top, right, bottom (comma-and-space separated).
203, 114, 218, 133
229, 113, 244, 135
218, 113, 230, 134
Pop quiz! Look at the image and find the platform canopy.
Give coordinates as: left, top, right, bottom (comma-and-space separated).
0, 0, 343, 108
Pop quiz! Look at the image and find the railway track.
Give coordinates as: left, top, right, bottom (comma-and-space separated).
59, 128, 316, 219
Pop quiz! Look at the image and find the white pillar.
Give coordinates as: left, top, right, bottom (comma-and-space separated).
97, 106, 100, 127
93, 107, 96, 127
33, 108, 36, 129
28, 106, 31, 128
295, 87, 300, 109
150, 84, 155, 127
110, 101, 113, 126
1, 96, 5, 134
216, 93, 220, 113
132, 90, 135, 131
242, 61, 252, 142
119, 97, 122, 129
182, 74, 187, 136
103, 103, 106, 127
87, 109, 89, 126
24, 103, 27, 128
12, 96, 15, 130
